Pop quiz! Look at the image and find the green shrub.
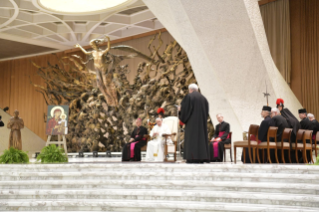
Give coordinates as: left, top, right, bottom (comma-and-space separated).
314, 155, 319, 165
0, 147, 29, 164
37, 144, 68, 163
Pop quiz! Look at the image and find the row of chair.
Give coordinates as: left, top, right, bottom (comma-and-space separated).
234, 124, 318, 164
140, 117, 318, 163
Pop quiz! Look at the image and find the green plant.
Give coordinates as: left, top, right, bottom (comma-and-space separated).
37, 144, 68, 163
314, 155, 319, 165
0, 147, 29, 164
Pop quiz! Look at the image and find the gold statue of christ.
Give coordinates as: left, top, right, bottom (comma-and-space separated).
75, 36, 118, 107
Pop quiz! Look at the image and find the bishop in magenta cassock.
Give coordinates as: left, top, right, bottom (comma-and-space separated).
208, 114, 230, 162
122, 118, 148, 161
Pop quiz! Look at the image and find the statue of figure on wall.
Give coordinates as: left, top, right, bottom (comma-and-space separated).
7, 110, 24, 150
75, 36, 118, 107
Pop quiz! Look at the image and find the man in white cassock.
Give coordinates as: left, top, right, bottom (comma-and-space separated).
145, 118, 172, 162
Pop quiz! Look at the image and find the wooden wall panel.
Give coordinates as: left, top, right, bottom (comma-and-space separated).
290, 0, 319, 118
0, 32, 174, 140
0, 61, 11, 110
290, 0, 302, 102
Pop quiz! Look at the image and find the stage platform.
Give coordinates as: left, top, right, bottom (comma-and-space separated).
0, 161, 319, 212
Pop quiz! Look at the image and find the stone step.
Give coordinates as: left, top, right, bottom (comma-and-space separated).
0, 180, 318, 195
1, 164, 319, 174
1, 189, 319, 207
0, 199, 318, 212
0, 171, 318, 184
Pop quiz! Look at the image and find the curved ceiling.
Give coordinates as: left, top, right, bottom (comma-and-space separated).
0, 0, 163, 59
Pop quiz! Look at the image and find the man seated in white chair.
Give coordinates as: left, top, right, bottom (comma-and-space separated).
145, 118, 172, 162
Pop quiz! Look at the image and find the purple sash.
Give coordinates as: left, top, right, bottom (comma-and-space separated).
130, 135, 146, 158
130, 141, 138, 158
212, 131, 229, 157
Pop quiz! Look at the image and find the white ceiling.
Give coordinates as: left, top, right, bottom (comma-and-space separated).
0, 0, 163, 56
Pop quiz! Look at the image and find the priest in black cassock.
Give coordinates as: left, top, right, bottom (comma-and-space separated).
270, 108, 290, 141
276, 98, 300, 162
242, 106, 272, 163
298, 108, 314, 162
270, 108, 290, 162
307, 113, 319, 140
122, 118, 148, 161
178, 83, 209, 163
208, 113, 230, 162
299, 109, 313, 130
276, 98, 300, 142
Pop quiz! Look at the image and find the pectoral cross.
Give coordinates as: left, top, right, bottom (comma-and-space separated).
263, 81, 270, 106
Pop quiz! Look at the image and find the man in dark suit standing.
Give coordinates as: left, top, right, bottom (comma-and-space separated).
122, 118, 148, 161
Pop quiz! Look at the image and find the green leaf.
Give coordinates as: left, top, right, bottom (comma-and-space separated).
0, 147, 29, 164
36, 145, 68, 163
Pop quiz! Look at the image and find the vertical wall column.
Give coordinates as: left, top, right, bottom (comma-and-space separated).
143, 0, 302, 159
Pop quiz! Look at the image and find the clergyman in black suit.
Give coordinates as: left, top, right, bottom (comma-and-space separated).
122, 118, 148, 161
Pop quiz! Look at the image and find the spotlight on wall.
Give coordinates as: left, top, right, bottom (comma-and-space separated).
106, 151, 111, 157
79, 152, 84, 158
93, 151, 98, 157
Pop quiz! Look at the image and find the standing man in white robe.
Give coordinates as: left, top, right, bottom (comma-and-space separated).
145, 118, 172, 162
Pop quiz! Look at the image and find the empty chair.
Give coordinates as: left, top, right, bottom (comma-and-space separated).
162, 116, 179, 162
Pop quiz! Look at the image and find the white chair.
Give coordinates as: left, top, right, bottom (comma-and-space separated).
162, 116, 179, 162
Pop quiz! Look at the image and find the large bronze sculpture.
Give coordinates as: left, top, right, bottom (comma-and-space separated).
31, 32, 214, 152
75, 36, 118, 107
7, 110, 24, 150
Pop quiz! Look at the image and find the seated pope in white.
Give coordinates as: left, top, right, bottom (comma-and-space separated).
145, 118, 172, 162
